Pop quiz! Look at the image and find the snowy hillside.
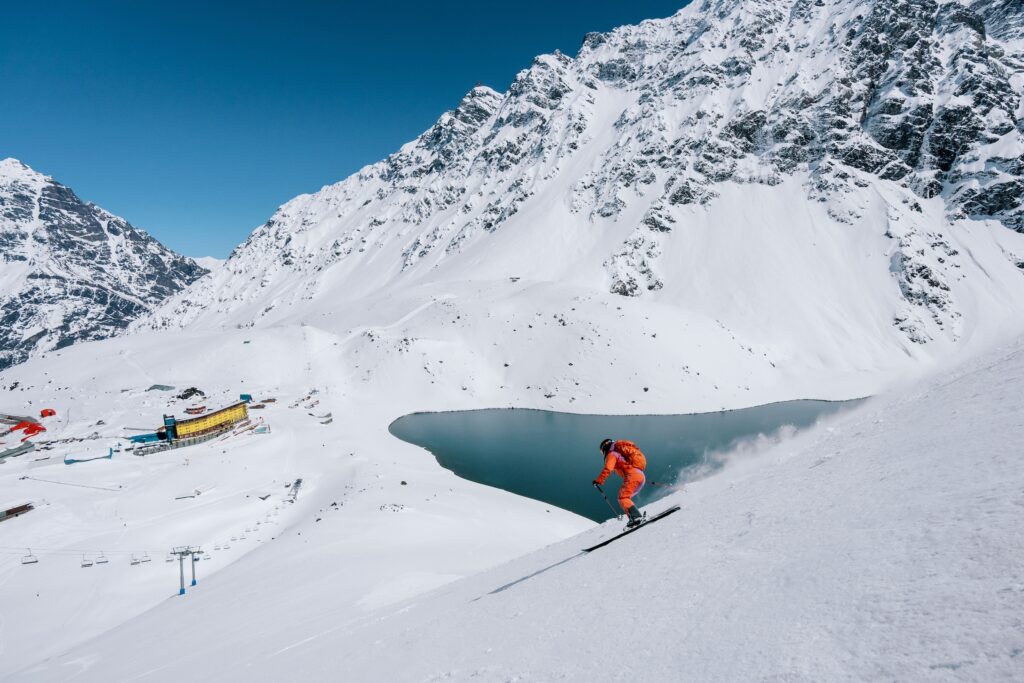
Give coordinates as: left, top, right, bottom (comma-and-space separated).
140, 0, 1024, 370
17, 301, 1024, 681
0, 324, 594, 678
0, 158, 206, 371
3, 0, 1024, 679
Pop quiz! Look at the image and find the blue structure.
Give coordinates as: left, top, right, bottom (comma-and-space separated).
129, 417, 177, 445
239, 393, 253, 403
64, 448, 113, 464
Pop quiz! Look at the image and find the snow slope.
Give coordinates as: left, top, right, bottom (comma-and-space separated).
0, 326, 591, 677
17, 300, 1024, 682
0, 262, 898, 679
3, 0, 1024, 678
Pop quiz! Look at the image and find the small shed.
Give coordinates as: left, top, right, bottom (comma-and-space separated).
40, 408, 56, 418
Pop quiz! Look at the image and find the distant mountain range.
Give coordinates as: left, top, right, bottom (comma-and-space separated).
0, 158, 206, 370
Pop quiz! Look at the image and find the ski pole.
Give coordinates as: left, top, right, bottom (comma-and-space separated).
592, 482, 620, 518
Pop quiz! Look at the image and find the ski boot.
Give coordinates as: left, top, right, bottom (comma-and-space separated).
625, 505, 646, 529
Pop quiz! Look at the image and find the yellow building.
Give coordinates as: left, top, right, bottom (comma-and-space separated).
174, 402, 248, 439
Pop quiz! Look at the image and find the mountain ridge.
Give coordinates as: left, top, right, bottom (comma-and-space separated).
139, 0, 1024, 384
0, 158, 207, 370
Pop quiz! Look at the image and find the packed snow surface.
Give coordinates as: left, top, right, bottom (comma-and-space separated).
13, 311, 1024, 682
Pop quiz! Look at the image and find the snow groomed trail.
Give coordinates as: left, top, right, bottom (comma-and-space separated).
18, 335, 1024, 681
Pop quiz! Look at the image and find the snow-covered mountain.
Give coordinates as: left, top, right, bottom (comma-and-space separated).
3, 1, 1024, 679
143, 0, 1024, 369
0, 159, 206, 370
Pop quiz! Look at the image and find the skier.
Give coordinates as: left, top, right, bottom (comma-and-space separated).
592, 438, 647, 527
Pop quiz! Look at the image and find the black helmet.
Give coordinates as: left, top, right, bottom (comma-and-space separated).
599, 438, 614, 454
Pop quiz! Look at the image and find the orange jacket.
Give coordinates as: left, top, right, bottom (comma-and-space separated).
594, 451, 634, 485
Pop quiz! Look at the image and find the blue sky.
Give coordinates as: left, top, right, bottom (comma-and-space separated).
1, 1, 688, 257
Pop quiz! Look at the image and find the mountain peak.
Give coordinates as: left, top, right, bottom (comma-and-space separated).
0, 157, 49, 186
0, 157, 28, 172
451, 84, 502, 127
465, 84, 500, 99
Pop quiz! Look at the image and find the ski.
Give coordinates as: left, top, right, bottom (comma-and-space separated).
582, 505, 681, 552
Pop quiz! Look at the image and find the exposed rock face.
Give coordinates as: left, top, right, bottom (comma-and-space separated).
0, 159, 206, 370
143, 0, 1024, 349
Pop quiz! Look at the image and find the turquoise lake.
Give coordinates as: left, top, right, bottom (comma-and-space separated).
389, 400, 861, 522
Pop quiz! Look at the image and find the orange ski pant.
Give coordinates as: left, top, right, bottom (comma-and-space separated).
618, 468, 646, 512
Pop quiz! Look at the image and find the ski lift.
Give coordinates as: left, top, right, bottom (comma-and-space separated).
239, 533, 247, 540
165, 553, 175, 563
81, 555, 94, 568
140, 552, 151, 563
130, 554, 140, 566
21, 549, 38, 565
223, 542, 231, 549
230, 535, 238, 542
96, 552, 109, 564
214, 544, 221, 551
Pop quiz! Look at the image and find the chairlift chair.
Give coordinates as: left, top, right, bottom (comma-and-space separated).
165, 553, 175, 563
130, 555, 140, 566
81, 555, 93, 568
223, 542, 231, 549
230, 535, 238, 542
96, 552, 109, 564
214, 544, 221, 551
140, 552, 151, 563
21, 549, 38, 565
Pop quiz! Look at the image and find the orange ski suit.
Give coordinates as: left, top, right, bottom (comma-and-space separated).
594, 450, 646, 512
